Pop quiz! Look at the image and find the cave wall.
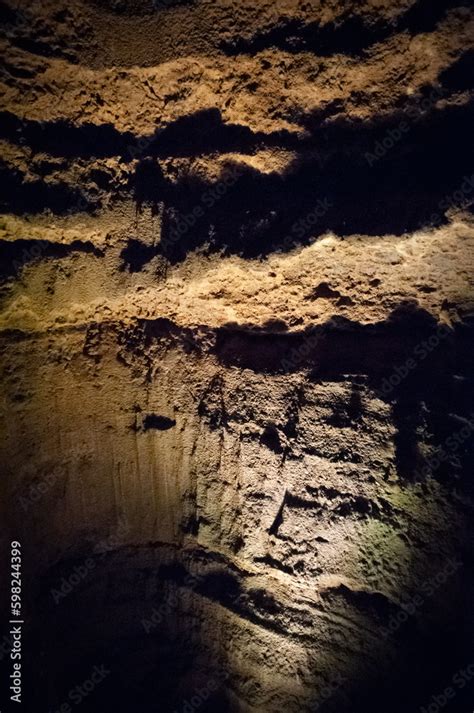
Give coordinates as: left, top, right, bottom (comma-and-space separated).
1, 1, 474, 712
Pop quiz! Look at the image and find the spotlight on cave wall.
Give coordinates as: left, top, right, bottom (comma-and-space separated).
0, 1, 473, 712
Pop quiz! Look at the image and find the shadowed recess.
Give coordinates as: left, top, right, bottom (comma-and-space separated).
219, 0, 466, 56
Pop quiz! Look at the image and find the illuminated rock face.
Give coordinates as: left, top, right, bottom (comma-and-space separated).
1, 1, 474, 711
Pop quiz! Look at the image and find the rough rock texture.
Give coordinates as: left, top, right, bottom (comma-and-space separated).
1, 1, 474, 712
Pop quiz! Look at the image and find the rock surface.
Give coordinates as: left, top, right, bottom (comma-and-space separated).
1, 1, 474, 711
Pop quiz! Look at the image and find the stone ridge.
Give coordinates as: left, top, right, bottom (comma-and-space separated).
1, 2, 474, 712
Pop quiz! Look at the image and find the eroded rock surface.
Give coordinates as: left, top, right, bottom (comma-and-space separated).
1, 1, 474, 711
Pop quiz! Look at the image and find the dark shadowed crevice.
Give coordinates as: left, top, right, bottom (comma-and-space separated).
142, 414, 176, 431
0, 238, 104, 279
0, 111, 137, 159
85, 0, 195, 17
120, 238, 157, 272
219, 0, 466, 57
144, 101, 474, 262
3, 2, 474, 712
439, 49, 474, 92
0, 164, 99, 216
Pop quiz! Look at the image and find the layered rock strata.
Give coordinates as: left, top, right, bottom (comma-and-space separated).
1, 1, 474, 711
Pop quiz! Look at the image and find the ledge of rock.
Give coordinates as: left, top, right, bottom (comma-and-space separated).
1, 2, 474, 712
